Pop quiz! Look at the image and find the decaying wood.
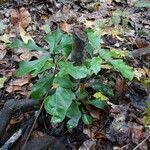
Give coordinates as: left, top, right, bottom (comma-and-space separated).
71, 25, 87, 65
0, 99, 40, 142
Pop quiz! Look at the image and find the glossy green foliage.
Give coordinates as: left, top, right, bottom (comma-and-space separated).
10, 26, 134, 128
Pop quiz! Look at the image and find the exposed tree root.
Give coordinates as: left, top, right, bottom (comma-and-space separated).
0, 99, 41, 143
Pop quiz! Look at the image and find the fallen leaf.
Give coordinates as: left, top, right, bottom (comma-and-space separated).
83, 128, 94, 139
107, 0, 113, 4
79, 139, 96, 150
133, 37, 149, 48
0, 21, 7, 33
134, 68, 149, 80
0, 77, 7, 88
9, 76, 31, 86
6, 85, 22, 92
115, 77, 127, 99
86, 105, 100, 119
0, 34, 11, 43
11, 7, 31, 28
18, 91, 29, 96
131, 123, 144, 144
84, 20, 94, 29
59, 21, 71, 33
20, 51, 41, 61
19, 25, 33, 44
0, 43, 6, 60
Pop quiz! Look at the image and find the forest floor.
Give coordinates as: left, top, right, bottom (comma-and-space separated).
0, 0, 150, 150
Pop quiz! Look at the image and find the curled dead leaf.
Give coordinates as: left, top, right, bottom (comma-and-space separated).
9, 76, 31, 86
59, 21, 71, 33
6, 85, 22, 93
11, 7, 31, 28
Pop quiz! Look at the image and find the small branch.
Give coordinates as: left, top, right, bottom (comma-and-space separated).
133, 134, 150, 150
21, 100, 44, 150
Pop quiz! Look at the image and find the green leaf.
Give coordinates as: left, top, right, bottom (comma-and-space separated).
87, 29, 101, 49
53, 75, 74, 89
98, 49, 112, 60
58, 62, 89, 79
111, 10, 122, 25
57, 34, 72, 57
88, 99, 107, 109
45, 28, 63, 53
31, 74, 53, 99
77, 89, 88, 100
0, 77, 7, 88
25, 39, 46, 52
82, 114, 92, 125
16, 55, 49, 77
8, 39, 46, 52
66, 101, 81, 128
44, 87, 75, 124
110, 59, 134, 80
88, 56, 102, 75
90, 80, 114, 97
8, 39, 24, 48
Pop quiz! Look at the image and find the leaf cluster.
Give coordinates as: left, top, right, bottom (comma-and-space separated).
9, 26, 134, 128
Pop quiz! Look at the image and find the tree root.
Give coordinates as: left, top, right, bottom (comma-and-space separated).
0, 99, 41, 142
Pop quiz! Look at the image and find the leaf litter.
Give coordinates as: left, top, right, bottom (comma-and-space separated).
0, 0, 150, 149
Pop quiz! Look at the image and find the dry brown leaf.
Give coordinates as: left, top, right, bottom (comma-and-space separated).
133, 37, 149, 49
115, 77, 127, 99
19, 25, 33, 43
86, 106, 100, 119
10, 76, 31, 86
18, 91, 29, 96
20, 51, 41, 61
106, 0, 113, 5
131, 123, 144, 144
59, 21, 71, 33
11, 7, 31, 28
94, 132, 106, 139
83, 128, 94, 139
6, 85, 22, 93
84, 20, 94, 29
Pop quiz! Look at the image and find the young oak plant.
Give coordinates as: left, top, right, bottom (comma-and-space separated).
9, 26, 134, 128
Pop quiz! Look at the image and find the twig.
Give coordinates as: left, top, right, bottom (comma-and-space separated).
21, 100, 44, 150
133, 134, 150, 150
1, 124, 27, 150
